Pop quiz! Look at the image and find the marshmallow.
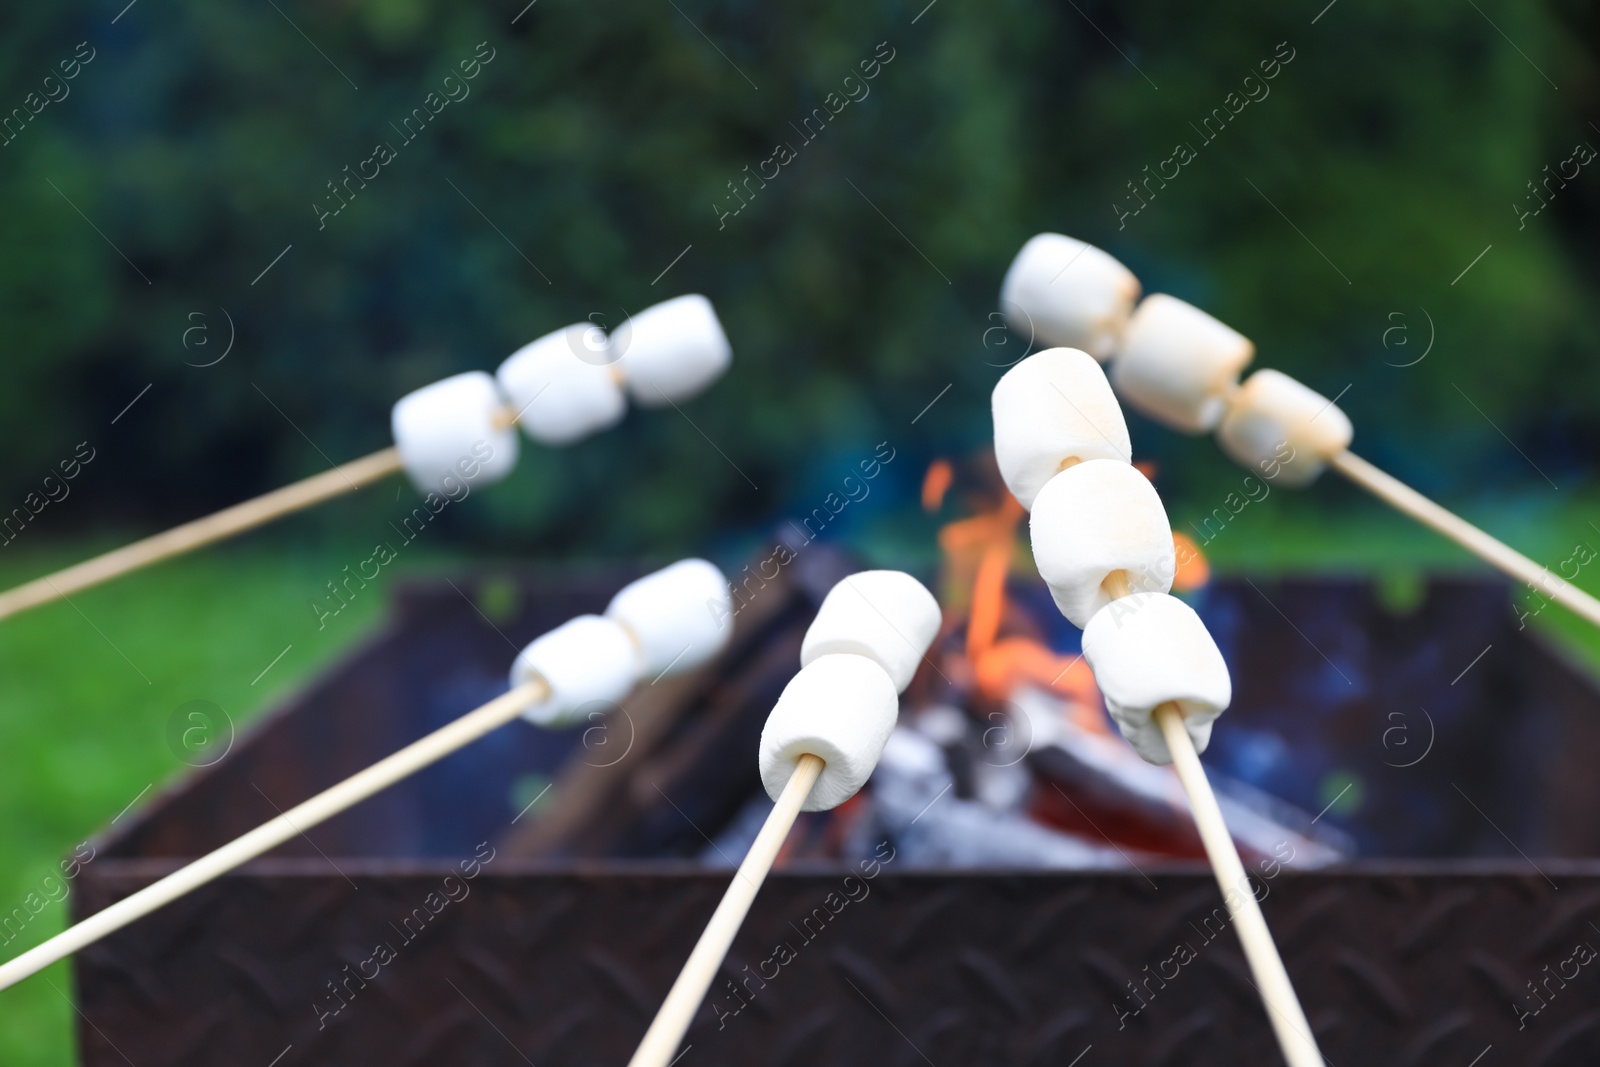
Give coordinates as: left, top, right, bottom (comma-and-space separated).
1081, 593, 1231, 764
510, 615, 641, 727
1111, 294, 1254, 434
759, 653, 900, 812
1216, 369, 1353, 488
390, 371, 519, 496
611, 295, 732, 406
495, 324, 627, 446
1030, 459, 1175, 629
605, 558, 733, 677
992, 348, 1132, 510
999, 234, 1141, 361
800, 570, 942, 692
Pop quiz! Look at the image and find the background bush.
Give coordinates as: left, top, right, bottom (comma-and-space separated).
0, 0, 1595, 552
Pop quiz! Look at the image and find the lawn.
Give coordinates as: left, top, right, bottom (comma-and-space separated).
2, 485, 1599, 1064
0, 533, 452, 1065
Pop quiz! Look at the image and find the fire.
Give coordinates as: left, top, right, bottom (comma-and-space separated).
972, 638, 1104, 730
964, 525, 1017, 661
930, 460, 1104, 734
1171, 531, 1210, 590
927, 455, 1210, 734
901, 455, 1335, 869
921, 458, 954, 513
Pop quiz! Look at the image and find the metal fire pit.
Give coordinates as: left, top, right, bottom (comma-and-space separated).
73, 563, 1600, 1066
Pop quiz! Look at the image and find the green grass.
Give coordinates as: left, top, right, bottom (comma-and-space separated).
0, 535, 455, 1066
3, 488, 1600, 1064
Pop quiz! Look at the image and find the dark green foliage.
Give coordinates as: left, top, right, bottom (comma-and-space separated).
0, 0, 1595, 559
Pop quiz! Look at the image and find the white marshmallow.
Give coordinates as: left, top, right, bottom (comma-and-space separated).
1030, 459, 1175, 629
1112, 294, 1254, 434
611, 294, 732, 406
999, 234, 1141, 361
605, 558, 733, 677
991, 348, 1132, 510
1216, 369, 1354, 488
1081, 593, 1231, 764
759, 653, 900, 812
800, 571, 941, 692
495, 324, 627, 446
510, 614, 641, 728
390, 371, 519, 495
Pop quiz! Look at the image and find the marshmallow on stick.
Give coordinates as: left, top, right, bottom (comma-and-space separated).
991, 346, 1132, 509
998, 349, 1324, 1067
1114, 293, 1254, 434
1002, 232, 1600, 629
0, 295, 733, 624
628, 571, 940, 1067
0, 559, 733, 991
1000, 233, 1142, 361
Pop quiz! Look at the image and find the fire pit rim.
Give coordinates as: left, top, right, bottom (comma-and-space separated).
79, 856, 1600, 880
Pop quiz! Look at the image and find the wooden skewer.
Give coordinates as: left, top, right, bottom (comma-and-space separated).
628, 753, 825, 1067
0, 678, 544, 992
1154, 705, 1323, 1067
1328, 450, 1600, 628
0, 446, 404, 623
1099, 571, 1321, 1066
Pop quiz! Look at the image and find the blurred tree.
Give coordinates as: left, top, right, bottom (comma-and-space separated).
0, 0, 1593, 561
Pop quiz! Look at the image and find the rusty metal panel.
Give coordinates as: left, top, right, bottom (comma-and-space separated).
69, 569, 1600, 1065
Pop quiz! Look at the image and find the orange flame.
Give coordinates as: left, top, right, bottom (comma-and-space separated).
1171, 531, 1210, 591
932, 459, 1116, 735
965, 542, 1011, 662
922, 459, 954, 513
973, 638, 1105, 730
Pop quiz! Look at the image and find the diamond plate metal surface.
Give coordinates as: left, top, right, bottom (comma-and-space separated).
72, 864, 1600, 1065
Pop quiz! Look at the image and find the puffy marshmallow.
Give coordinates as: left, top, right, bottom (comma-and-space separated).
999, 234, 1141, 361
800, 571, 941, 692
1112, 294, 1254, 434
611, 294, 732, 406
511, 614, 641, 727
759, 653, 900, 811
390, 371, 520, 495
1030, 460, 1175, 629
495, 324, 627, 446
992, 348, 1133, 510
1081, 593, 1231, 764
605, 558, 733, 677
1216, 369, 1354, 488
